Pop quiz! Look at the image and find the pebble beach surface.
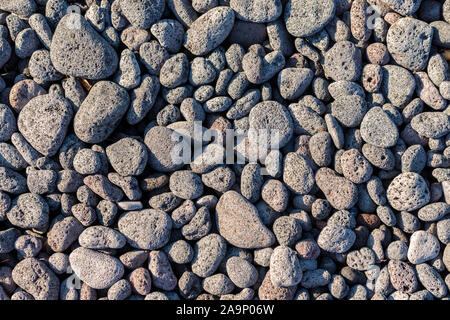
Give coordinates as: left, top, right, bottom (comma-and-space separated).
0, 0, 449, 301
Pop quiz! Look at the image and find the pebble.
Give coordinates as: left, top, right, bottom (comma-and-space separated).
360, 107, 399, 148
184, 7, 235, 56
78, 226, 126, 250
50, 14, 118, 79
258, 272, 296, 300
216, 191, 275, 249
192, 233, 227, 278
381, 65, 416, 107
18, 94, 72, 157
283, 153, 314, 195
242, 50, 285, 85
74, 81, 130, 144
226, 256, 258, 288
69, 247, 124, 290
106, 138, 147, 177
418, 202, 450, 222
411, 112, 450, 139
331, 94, 367, 128
317, 225, 356, 253
118, 209, 171, 250
277, 68, 313, 100
315, 168, 358, 210
324, 41, 362, 82
408, 231, 440, 264
0, 228, 20, 254
386, 18, 432, 71
340, 149, 373, 184
416, 263, 448, 298
7, 193, 49, 231
284, 0, 335, 37
12, 258, 59, 300
270, 246, 302, 287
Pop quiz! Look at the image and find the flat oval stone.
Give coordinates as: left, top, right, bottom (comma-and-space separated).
216, 191, 275, 249
315, 168, 358, 210
69, 247, 124, 289
184, 6, 235, 56
12, 258, 59, 300
230, 0, 282, 23
50, 14, 118, 79
118, 209, 172, 250
74, 81, 130, 144
360, 107, 399, 148
18, 94, 72, 157
284, 0, 336, 37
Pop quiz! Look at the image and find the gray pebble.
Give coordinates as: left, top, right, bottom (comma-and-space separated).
50, 14, 118, 79
317, 225, 356, 253
118, 209, 172, 250
192, 233, 227, 277
408, 231, 440, 264
270, 246, 302, 287
69, 247, 124, 290
119, 0, 164, 29
74, 81, 130, 144
360, 107, 399, 148
387, 172, 430, 211
78, 226, 126, 250
416, 263, 448, 298
284, 0, 335, 37
324, 41, 362, 81
12, 258, 59, 300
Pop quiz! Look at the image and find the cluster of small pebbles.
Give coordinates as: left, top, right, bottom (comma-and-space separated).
0, 0, 449, 301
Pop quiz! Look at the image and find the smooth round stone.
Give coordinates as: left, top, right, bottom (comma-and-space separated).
360, 107, 399, 148
411, 112, 450, 139
230, 0, 282, 23
408, 231, 440, 264
401, 144, 426, 173
270, 246, 303, 287
284, 0, 336, 37
119, 0, 165, 29
18, 94, 72, 157
184, 6, 235, 56
69, 247, 124, 290
387, 172, 430, 211
12, 258, 59, 300
386, 17, 432, 71
317, 225, 356, 253
74, 81, 129, 144
216, 191, 275, 249
50, 14, 118, 79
